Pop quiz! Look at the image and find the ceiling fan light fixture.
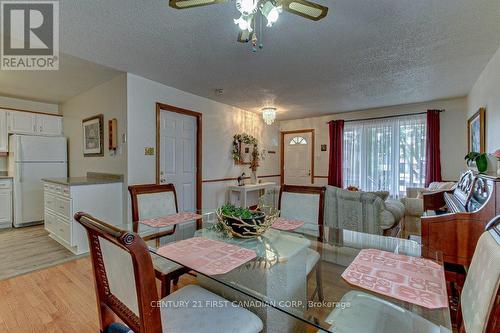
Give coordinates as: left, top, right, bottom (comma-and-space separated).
262, 107, 277, 125
260, 1, 282, 27
236, 0, 258, 15
169, 0, 329, 48
234, 15, 253, 32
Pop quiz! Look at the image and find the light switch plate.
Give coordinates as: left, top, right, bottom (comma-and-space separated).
144, 147, 155, 155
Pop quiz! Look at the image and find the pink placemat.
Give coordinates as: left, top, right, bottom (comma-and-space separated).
139, 212, 203, 228
271, 217, 305, 231
341, 249, 447, 309
156, 237, 256, 276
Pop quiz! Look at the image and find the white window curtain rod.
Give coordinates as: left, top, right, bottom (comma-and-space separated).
326, 109, 445, 124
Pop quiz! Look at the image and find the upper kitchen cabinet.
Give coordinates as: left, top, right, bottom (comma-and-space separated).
36, 114, 63, 136
7, 110, 36, 135
0, 110, 7, 152
7, 111, 62, 136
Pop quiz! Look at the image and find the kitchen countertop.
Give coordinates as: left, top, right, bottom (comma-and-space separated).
43, 172, 123, 186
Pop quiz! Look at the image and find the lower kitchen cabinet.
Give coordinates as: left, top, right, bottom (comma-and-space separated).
43, 180, 123, 255
0, 179, 13, 228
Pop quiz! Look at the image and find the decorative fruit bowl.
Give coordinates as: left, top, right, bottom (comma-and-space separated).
215, 204, 278, 238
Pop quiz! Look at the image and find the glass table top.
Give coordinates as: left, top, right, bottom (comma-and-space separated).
125, 211, 452, 333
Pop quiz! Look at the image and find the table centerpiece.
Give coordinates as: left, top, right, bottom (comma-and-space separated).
214, 204, 278, 238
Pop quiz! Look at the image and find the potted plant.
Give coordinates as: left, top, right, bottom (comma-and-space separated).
465, 152, 488, 173
491, 149, 500, 176
216, 204, 268, 238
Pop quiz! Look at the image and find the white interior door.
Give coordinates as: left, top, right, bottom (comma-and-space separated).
159, 110, 196, 212
284, 132, 312, 185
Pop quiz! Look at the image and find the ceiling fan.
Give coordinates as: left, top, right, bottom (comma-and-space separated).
169, 0, 328, 46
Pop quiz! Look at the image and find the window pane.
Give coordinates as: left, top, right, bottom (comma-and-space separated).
289, 136, 307, 145
343, 114, 426, 197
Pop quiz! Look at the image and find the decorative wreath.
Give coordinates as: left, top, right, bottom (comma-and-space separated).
232, 133, 260, 169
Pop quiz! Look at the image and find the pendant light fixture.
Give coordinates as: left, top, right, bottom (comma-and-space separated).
262, 107, 277, 125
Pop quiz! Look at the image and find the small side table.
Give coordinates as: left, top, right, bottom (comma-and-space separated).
228, 182, 277, 208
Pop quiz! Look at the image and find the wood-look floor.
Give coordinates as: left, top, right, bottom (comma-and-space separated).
0, 254, 454, 333
0, 225, 84, 281
0, 258, 98, 332
0, 255, 342, 333
0, 258, 197, 333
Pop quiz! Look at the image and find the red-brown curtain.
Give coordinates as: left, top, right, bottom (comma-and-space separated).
328, 120, 345, 188
425, 110, 442, 187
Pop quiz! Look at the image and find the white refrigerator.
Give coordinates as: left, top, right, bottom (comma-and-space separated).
8, 135, 67, 227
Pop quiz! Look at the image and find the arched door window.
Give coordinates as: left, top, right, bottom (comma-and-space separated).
289, 136, 307, 145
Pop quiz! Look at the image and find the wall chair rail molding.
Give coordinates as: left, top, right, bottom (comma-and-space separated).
202, 174, 281, 183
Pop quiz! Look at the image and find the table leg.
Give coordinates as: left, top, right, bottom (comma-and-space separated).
242, 191, 247, 208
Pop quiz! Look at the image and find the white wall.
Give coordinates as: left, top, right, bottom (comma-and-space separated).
279, 97, 468, 184
0, 95, 59, 114
468, 44, 500, 173
61, 74, 127, 177
0, 96, 59, 171
61, 74, 128, 221
126, 74, 280, 210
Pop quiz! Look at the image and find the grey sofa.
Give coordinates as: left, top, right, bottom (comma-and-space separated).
324, 186, 405, 236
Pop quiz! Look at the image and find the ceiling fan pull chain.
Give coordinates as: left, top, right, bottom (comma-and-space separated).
259, 12, 264, 50
252, 16, 258, 52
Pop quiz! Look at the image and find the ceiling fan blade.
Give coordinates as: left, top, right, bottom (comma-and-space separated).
281, 0, 328, 21
169, 0, 227, 10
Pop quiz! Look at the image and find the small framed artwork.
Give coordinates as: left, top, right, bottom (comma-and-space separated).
240, 143, 252, 164
321, 144, 327, 151
467, 107, 486, 153
82, 114, 104, 157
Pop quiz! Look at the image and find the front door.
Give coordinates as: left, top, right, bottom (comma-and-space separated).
159, 110, 196, 212
283, 132, 313, 185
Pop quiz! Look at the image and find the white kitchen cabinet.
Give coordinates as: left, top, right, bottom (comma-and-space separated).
7, 111, 62, 136
0, 110, 7, 153
7, 111, 37, 135
44, 180, 123, 255
0, 179, 13, 229
37, 115, 62, 136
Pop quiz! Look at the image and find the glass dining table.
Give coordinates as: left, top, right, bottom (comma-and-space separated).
128, 211, 452, 333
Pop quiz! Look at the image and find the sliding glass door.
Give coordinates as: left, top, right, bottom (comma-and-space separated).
343, 114, 426, 197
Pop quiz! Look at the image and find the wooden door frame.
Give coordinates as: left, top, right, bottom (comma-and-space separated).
156, 102, 202, 212
280, 129, 315, 185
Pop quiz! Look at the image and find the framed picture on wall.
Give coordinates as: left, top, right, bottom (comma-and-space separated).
467, 107, 486, 153
82, 114, 104, 157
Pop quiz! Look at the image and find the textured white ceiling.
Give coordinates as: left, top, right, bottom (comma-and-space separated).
59, 0, 500, 120
0, 53, 121, 104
